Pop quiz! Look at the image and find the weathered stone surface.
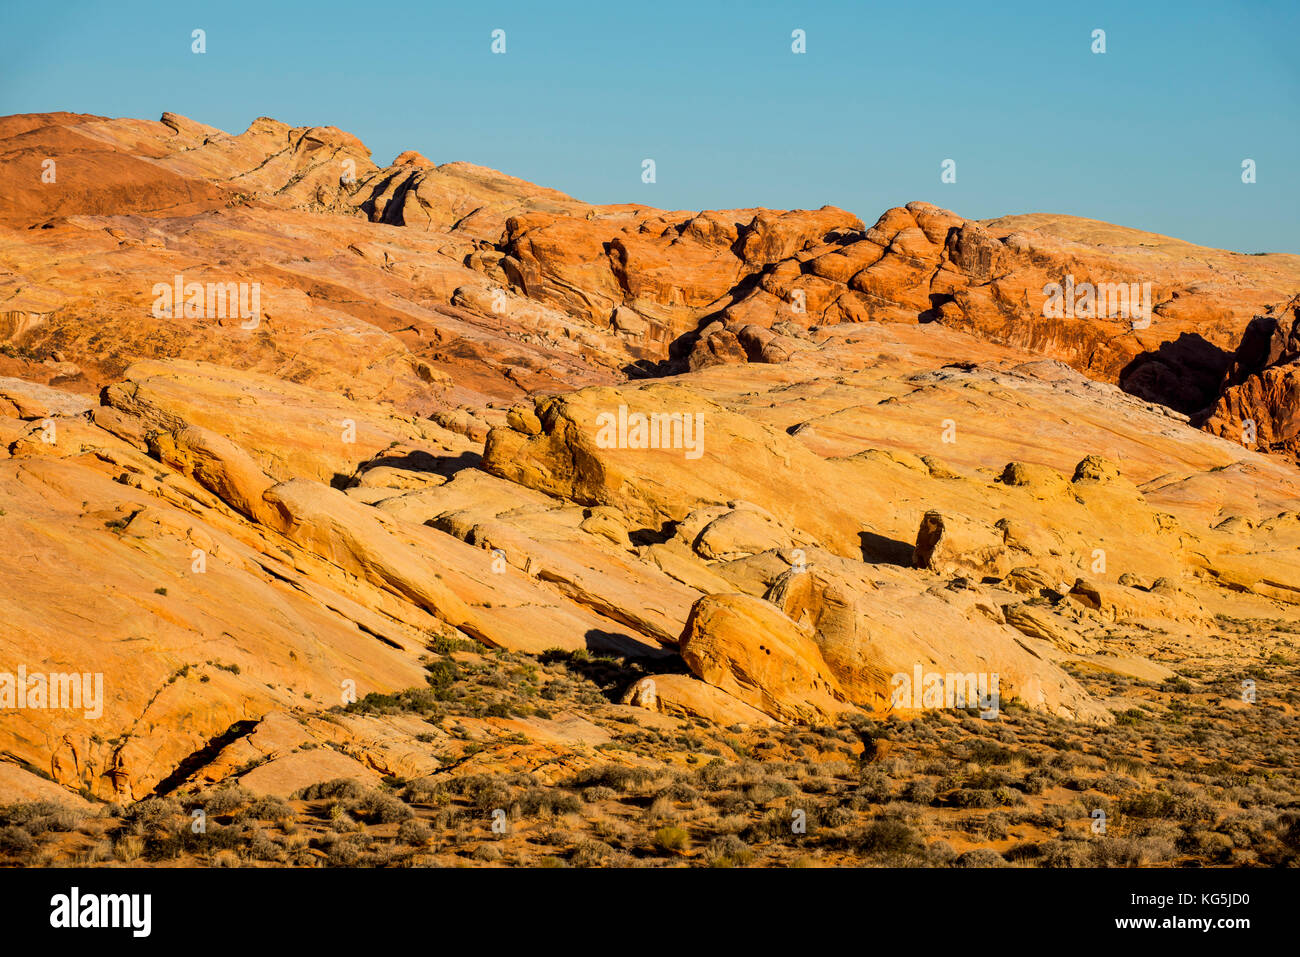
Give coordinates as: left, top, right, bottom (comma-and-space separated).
679, 593, 853, 723
620, 674, 775, 726
1203, 295, 1300, 460
1, 109, 1298, 813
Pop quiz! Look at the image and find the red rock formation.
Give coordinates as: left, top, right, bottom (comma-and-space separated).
2, 110, 1300, 808
1202, 295, 1300, 457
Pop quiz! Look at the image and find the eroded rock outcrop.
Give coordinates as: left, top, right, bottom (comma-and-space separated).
2, 110, 1298, 809
1203, 295, 1300, 460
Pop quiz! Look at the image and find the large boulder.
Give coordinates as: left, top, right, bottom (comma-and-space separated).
678, 593, 853, 723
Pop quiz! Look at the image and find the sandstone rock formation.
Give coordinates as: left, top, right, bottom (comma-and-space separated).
1202, 295, 1300, 459
1, 111, 1297, 809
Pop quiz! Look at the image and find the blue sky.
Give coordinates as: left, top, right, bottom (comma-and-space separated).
1, 0, 1295, 252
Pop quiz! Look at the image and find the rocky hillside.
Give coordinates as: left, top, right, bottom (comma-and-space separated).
0, 112, 1297, 867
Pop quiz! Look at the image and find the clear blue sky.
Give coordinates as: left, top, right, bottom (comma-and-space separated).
1, 0, 1295, 252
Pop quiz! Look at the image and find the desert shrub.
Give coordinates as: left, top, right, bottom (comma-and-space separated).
0, 825, 34, 854
853, 818, 921, 857
1136, 836, 1178, 864
568, 764, 654, 794
1028, 804, 1070, 829
710, 790, 754, 815
745, 782, 780, 804
820, 804, 855, 829
1176, 828, 1234, 862
197, 786, 254, 815
954, 848, 1007, 867
744, 808, 798, 843
1095, 774, 1139, 796
693, 758, 734, 791
926, 840, 957, 865
424, 658, 459, 691
193, 820, 244, 851
428, 805, 463, 831
966, 741, 1014, 765
324, 832, 373, 866
1088, 836, 1144, 866
349, 790, 413, 824
653, 826, 691, 853
246, 833, 283, 862
799, 776, 839, 795
1022, 768, 1058, 793
1049, 752, 1086, 770
124, 797, 183, 833
296, 778, 367, 802
1216, 810, 1274, 848
241, 796, 294, 822
1120, 788, 1212, 822
515, 787, 582, 818
656, 781, 702, 804
327, 804, 359, 831
994, 786, 1026, 807
979, 812, 1010, 840
429, 634, 478, 656
0, 801, 83, 834
448, 774, 519, 813
643, 795, 681, 824
949, 788, 999, 809
1004, 841, 1042, 863
588, 818, 631, 846
703, 834, 755, 867
402, 778, 448, 806
903, 779, 936, 805
1276, 813, 1300, 851
570, 839, 615, 867
1039, 836, 1092, 867
113, 833, 145, 863
854, 770, 892, 805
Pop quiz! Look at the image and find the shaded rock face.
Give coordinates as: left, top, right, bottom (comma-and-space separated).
1201, 296, 1300, 459
1, 110, 1299, 805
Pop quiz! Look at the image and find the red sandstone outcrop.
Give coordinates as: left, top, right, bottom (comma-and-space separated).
1202, 295, 1300, 458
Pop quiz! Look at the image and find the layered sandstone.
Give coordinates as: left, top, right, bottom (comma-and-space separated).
1, 111, 1297, 806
